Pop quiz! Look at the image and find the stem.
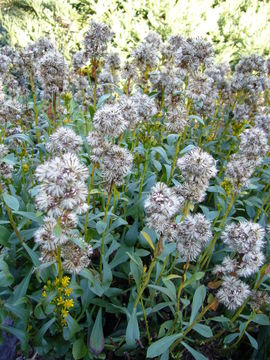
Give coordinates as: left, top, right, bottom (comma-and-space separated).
148, 255, 169, 307
138, 150, 149, 200
170, 300, 215, 353
133, 236, 163, 309
140, 297, 151, 344
170, 261, 190, 335
29, 73, 40, 143
56, 245, 63, 282
53, 93, 57, 130
99, 182, 113, 274
168, 135, 181, 186
84, 164, 96, 242
254, 190, 270, 221
200, 193, 235, 270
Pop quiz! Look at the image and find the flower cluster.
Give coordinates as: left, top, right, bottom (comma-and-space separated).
226, 127, 269, 192
46, 126, 83, 155
34, 152, 92, 273
42, 276, 74, 326
176, 147, 217, 203
0, 144, 13, 182
214, 221, 265, 310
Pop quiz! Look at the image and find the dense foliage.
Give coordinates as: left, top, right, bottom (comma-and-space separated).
0, 18, 270, 360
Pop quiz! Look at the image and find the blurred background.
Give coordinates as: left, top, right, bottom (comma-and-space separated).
0, 0, 269, 66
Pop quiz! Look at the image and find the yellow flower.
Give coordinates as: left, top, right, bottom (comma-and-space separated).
56, 296, 64, 306
61, 276, 70, 288
64, 299, 74, 309
42, 291, 47, 298
61, 309, 68, 318
22, 164, 29, 172
63, 118, 71, 124
54, 278, 60, 286
65, 288, 72, 296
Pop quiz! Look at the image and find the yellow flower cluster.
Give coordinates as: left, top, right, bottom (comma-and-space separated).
42, 276, 74, 326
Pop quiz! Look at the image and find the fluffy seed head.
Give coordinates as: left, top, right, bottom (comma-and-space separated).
46, 127, 83, 155
216, 275, 250, 310
176, 213, 212, 261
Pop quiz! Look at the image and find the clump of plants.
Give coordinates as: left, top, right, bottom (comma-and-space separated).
0, 19, 269, 360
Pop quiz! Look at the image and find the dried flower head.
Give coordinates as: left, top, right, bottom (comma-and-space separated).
216, 275, 250, 310
101, 145, 133, 187
47, 127, 83, 155
93, 103, 128, 137
131, 92, 158, 122
250, 290, 270, 311
221, 221, 265, 254
83, 20, 114, 60
37, 50, 69, 98
177, 147, 217, 183
62, 240, 93, 274
176, 213, 212, 261
239, 127, 269, 159
0, 144, 13, 180
35, 153, 88, 218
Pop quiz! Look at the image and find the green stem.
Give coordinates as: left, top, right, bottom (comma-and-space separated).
138, 150, 149, 200
200, 193, 235, 270
254, 190, 270, 221
170, 300, 215, 353
133, 236, 163, 310
140, 297, 151, 344
99, 182, 113, 274
53, 93, 57, 131
56, 245, 63, 282
84, 164, 96, 242
29, 73, 40, 143
148, 254, 169, 307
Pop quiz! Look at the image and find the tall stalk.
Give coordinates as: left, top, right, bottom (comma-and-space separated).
84, 164, 96, 242
29, 72, 40, 142
99, 181, 114, 274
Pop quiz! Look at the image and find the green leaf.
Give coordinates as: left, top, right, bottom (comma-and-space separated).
89, 309, 104, 356
3, 192, 19, 211
73, 338, 87, 360
63, 314, 81, 340
53, 223, 62, 238
224, 333, 239, 344
183, 272, 205, 288
246, 332, 258, 350
13, 267, 33, 300
182, 341, 208, 360
146, 334, 180, 358
188, 115, 205, 125
97, 93, 111, 109
34, 318, 56, 345
125, 220, 139, 246
126, 309, 140, 346
180, 144, 196, 155
22, 243, 40, 267
189, 285, 206, 325
96, 220, 106, 234
252, 314, 270, 325
140, 231, 155, 251
102, 258, 112, 288
193, 324, 213, 338
0, 324, 26, 344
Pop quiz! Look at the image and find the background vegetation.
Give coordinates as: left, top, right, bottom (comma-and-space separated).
0, 0, 270, 64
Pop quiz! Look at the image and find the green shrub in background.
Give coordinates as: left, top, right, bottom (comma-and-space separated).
0, 0, 270, 64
